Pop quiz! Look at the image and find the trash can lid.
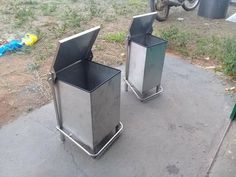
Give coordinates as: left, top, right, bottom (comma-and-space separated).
52, 26, 100, 73
129, 12, 157, 39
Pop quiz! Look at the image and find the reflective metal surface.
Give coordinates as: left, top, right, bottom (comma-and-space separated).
52, 26, 100, 73
125, 13, 167, 101
129, 12, 157, 39
49, 27, 122, 157
56, 122, 123, 158
56, 61, 121, 150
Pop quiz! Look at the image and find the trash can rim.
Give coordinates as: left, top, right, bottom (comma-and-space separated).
131, 35, 167, 48
56, 60, 121, 93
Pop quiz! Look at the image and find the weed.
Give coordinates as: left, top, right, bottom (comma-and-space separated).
159, 25, 236, 76
159, 26, 191, 56
104, 32, 126, 43
14, 7, 35, 27
103, 15, 116, 22
33, 28, 46, 41
112, 2, 129, 16
112, 0, 146, 16
128, 0, 146, 12
220, 37, 236, 76
40, 4, 57, 16
50, 24, 68, 38
20, 46, 33, 54
27, 107, 33, 112
27, 62, 40, 72
94, 44, 105, 51
88, 0, 104, 17
22, 0, 38, 5
62, 7, 83, 28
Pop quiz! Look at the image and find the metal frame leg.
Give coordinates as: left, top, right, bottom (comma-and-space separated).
48, 72, 65, 141
124, 78, 163, 102
56, 122, 123, 158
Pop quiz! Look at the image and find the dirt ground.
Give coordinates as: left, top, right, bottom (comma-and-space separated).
0, 1, 236, 127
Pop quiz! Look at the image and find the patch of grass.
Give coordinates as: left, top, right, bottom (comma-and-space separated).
158, 25, 236, 77
112, 0, 146, 16
104, 32, 126, 43
219, 37, 236, 76
94, 44, 105, 51
14, 7, 35, 27
112, 2, 130, 16
159, 26, 191, 56
33, 27, 46, 41
27, 62, 40, 72
62, 7, 83, 28
49, 24, 68, 38
103, 14, 117, 22
88, 0, 104, 17
40, 3, 57, 16
128, 0, 146, 12
20, 46, 33, 54
22, 0, 38, 5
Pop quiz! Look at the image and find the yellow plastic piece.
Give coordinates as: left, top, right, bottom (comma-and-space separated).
22, 34, 38, 46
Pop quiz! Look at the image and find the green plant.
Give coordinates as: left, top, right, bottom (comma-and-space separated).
40, 4, 57, 16
104, 32, 126, 43
14, 7, 35, 27
20, 46, 33, 54
220, 37, 236, 76
88, 0, 104, 17
159, 26, 191, 56
62, 7, 83, 28
34, 27, 46, 41
27, 62, 40, 72
112, 2, 129, 16
128, 0, 146, 13
50, 24, 68, 38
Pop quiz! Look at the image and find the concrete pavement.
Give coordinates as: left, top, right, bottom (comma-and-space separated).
0, 55, 235, 177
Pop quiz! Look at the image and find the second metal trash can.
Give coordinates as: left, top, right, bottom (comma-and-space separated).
48, 26, 123, 158
124, 12, 167, 102
198, 0, 230, 19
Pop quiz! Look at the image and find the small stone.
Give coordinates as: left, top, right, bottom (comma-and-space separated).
120, 53, 125, 57
177, 17, 184, 21
225, 87, 236, 91
205, 66, 216, 69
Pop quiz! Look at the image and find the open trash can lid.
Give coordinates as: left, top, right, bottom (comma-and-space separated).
52, 26, 100, 73
129, 12, 157, 38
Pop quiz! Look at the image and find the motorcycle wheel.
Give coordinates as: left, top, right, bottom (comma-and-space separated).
182, 0, 200, 11
150, 0, 170, 21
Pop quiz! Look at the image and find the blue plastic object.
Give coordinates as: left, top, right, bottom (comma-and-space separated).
0, 40, 23, 57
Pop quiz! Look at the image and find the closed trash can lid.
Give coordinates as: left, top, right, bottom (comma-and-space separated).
52, 26, 100, 73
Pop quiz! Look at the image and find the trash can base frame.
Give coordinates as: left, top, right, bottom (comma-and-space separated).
56, 122, 123, 158
124, 78, 163, 102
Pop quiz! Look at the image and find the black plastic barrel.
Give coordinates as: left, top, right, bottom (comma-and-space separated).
198, 0, 230, 19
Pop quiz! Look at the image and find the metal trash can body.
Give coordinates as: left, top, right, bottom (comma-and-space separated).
49, 26, 123, 157
124, 12, 167, 102
198, 0, 230, 19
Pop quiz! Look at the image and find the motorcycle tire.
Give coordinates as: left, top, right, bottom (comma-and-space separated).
182, 0, 200, 11
150, 0, 170, 21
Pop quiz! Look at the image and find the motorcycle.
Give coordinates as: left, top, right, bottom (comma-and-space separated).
150, 0, 200, 21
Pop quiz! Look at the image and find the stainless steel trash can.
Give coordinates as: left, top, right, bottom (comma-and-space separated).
198, 0, 230, 19
124, 12, 167, 102
48, 26, 123, 158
